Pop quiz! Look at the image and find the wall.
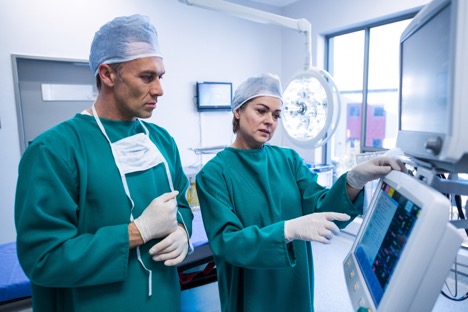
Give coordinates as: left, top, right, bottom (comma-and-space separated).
0, 0, 283, 243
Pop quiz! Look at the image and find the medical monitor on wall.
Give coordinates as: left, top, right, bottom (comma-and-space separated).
344, 170, 462, 311
196, 82, 232, 111
396, 0, 468, 172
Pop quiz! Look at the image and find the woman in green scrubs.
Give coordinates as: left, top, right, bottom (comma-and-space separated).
196, 73, 405, 312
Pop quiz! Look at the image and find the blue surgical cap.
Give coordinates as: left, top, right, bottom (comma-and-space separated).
231, 73, 283, 111
89, 14, 163, 76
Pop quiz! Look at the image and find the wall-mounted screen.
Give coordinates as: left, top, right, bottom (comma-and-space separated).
196, 82, 232, 111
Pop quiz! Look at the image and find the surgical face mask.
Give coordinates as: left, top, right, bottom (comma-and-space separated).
90, 105, 167, 179
112, 132, 164, 175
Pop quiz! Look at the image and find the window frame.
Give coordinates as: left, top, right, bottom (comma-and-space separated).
322, 9, 421, 163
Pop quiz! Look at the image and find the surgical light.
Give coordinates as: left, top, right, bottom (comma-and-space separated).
282, 67, 341, 148
178, 0, 341, 148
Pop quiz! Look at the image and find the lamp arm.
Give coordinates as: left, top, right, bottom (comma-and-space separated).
178, 0, 312, 68
303, 28, 312, 70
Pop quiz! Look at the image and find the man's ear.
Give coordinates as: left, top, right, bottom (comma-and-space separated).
97, 64, 115, 88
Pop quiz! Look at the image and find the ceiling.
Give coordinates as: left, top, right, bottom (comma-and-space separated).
247, 0, 300, 7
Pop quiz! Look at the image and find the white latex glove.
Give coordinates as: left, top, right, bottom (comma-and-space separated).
284, 212, 351, 244
149, 225, 189, 266
133, 191, 179, 243
346, 156, 406, 190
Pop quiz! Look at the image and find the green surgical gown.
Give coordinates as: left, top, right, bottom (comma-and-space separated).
196, 145, 363, 312
15, 114, 193, 312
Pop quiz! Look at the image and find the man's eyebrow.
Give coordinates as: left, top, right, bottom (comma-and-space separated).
139, 68, 165, 76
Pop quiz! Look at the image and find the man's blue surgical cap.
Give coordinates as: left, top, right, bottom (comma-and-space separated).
231, 73, 283, 111
89, 14, 162, 76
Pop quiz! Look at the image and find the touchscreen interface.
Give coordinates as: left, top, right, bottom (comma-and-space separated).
354, 182, 421, 306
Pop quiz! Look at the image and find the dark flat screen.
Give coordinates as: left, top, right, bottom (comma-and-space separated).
400, 4, 450, 134
197, 82, 232, 111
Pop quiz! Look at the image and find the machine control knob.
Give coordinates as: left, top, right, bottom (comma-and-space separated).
425, 136, 442, 155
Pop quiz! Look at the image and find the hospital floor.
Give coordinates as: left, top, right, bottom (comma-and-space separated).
17, 233, 468, 312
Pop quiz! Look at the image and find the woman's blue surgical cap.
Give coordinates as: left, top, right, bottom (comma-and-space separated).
89, 14, 162, 76
231, 73, 283, 111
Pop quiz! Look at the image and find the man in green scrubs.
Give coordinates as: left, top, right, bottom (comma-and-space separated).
196, 73, 406, 311
15, 15, 193, 312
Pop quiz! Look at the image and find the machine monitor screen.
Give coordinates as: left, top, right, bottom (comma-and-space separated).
399, 3, 449, 135
344, 170, 462, 311
396, 0, 468, 172
354, 181, 421, 306
196, 82, 232, 111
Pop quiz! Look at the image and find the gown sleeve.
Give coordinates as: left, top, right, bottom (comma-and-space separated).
171, 142, 193, 235
168, 136, 194, 251
15, 142, 130, 288
291, 150, 364, 228
146, 121, 193, 236
196, 164, 296, 270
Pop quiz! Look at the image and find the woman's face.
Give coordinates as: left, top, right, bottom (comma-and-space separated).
233, 96, 282, 149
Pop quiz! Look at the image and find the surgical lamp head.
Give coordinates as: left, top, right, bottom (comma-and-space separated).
281, 68, 341, 148
231, 73, 283, 112
89, 14, 163, 76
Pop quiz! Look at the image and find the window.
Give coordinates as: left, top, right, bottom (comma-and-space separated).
325, 12, 417, 176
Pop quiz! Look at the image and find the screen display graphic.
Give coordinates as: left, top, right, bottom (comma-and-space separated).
354, 182, 421, 306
